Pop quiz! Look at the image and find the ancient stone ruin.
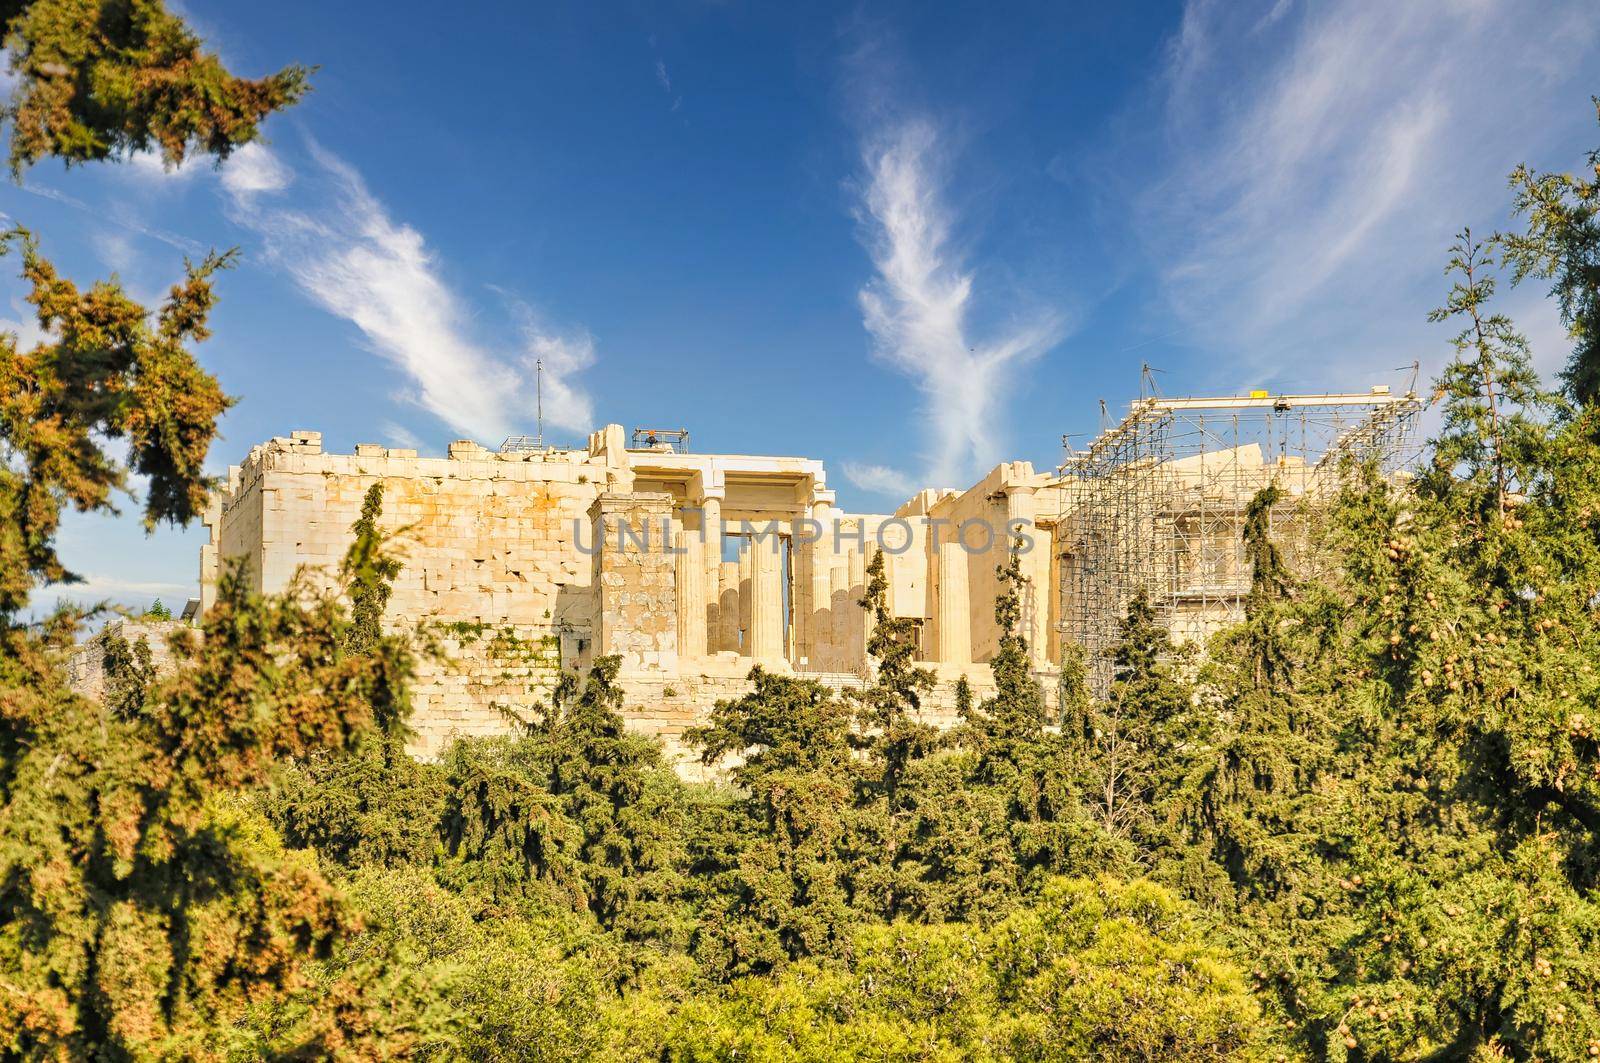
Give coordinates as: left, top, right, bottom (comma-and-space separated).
182, 385, 1419, 771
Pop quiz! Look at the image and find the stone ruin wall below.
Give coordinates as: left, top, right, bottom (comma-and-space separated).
197, 430, 1027, 774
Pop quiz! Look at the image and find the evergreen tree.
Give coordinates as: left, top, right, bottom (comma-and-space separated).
1057, 639, 1091, 741
1500, 98, 1600, 408
537, 655, 692, 946
341, 482, 401, 659
1082, 590, 1192, 849
944, 536, 1111, 898
962, 536, 1049, 779
687, 668, 858, 974
436, 655, 691, 950
847, 549, 940, 920
0, 564, 429, 1057
0, 228, 233, 615
1426, 228, 1557, 517
0, 0, 309, 174
1170, 482, 1337, 913
100, 624, 157, 720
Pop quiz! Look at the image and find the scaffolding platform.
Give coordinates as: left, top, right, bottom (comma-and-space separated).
1057, 382, 1422, 696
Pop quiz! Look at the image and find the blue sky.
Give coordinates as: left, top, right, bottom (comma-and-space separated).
6, 0, 1599, 613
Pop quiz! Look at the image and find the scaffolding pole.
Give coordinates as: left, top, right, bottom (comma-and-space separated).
1057, 387, 1422, 697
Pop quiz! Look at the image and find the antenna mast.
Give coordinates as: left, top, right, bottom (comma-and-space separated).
536, 358, 544, 447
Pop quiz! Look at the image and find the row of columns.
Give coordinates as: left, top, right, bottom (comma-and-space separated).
927, 480, 1046, 670
680, 516, 790, 662
666, 476, 1046, 672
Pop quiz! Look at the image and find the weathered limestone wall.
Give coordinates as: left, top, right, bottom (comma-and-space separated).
893, 462, 1056, 671
66, 619, 191, 701
591, 493, 679, 674
625, 665, 1020, 780
201, 430, 634, 757
200, 427, 1070, 765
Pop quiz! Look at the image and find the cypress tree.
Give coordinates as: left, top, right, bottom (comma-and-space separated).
342, 483, 402, 659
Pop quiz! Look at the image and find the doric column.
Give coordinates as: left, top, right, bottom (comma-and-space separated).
828, 558, 850, 672
699, 491, 723, 653
717, 561, 741, 652
849, 545, 870, 673
936, 539, 971, 666
804, 493, 835, 668
1005, 482, 1048, 668
674, 523, 706, 659
737, 539, 753, 654
748, 530, 785, 661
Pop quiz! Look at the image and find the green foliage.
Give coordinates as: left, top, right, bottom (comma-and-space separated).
100, 622, 156, 719
640, 877, 1270, 1062
0, 0, 310, 175
1501, 97, 1600, 407
0, 564, 426, 1057
535, 656, 693, 944
1147, 237, 1600, 1058
144, 597, 171, 619
688, 667, 859, 974
1075, 590, 1193, 849
342, 482, 402, 659
852, 549, 939, 801
848, 549, 941, 920
4, 13, 1599, 1053
1427, 228, 1558, 514
962, 536, 1050, 778
269, 749, 448, 873
0, 228, 233, 614
432, 657, 692, 952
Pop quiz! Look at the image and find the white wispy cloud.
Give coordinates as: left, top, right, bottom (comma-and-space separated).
218, 142, 595, 442
500, 292, 596, 433
0, 292, 50, 350
10, 182, 203, 255
652, 54, 682, 112
92, 229, 137, 273
381, 420, 424, 451
843, 461, 916, 498
1137, 0, 1600, 388
219, 141, 292, 198
121, 148, 205, 183
856, 120, 1062, 487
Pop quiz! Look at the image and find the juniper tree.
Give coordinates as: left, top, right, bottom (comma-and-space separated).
0, 0, 309, 175
687, 667, 858, 974
0, 562, 430, 1057
1077, 590, 1194, 850
437, 654, 692, 949
100, 623, 157, 720
1169, 482, 1338, 913
1427, 228, 1557, 518
536, 655, 692, 946
267, 481, 441, 870
0, 13, 439, 1051
0, 228, 233, 614
961, 536, 1049, 779
948, 536, 1109, 892
1171, 244, 1600, 1058
851, 549, 939, 804
847, 549, 939, 920
341, 482, 401, 659
1500, 98, 1600, 408
1057, 639, 1091, 741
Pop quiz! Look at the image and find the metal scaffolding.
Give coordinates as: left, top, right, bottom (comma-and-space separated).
1057, 382, 1422, 696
